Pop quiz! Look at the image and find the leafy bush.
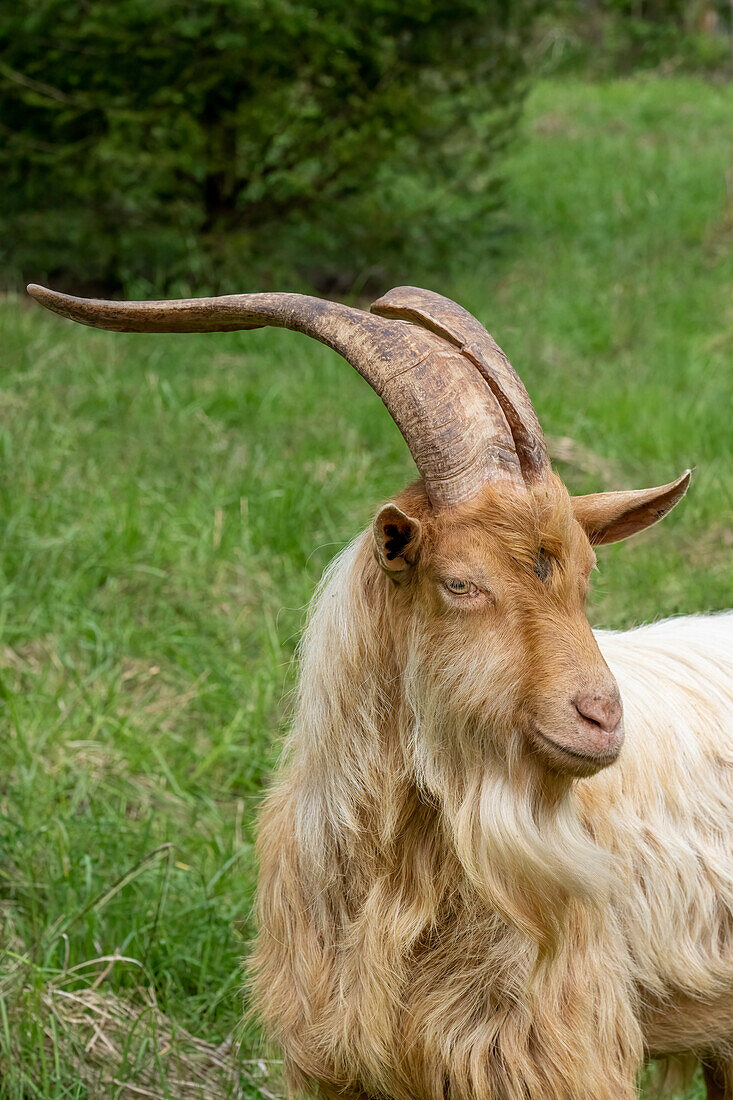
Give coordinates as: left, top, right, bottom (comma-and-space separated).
1, 0, 545, 295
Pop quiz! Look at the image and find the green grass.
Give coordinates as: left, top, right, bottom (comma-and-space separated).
1, 75, 731, 1097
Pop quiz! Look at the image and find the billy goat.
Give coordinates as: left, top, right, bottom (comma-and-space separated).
28, 283, 733, 1100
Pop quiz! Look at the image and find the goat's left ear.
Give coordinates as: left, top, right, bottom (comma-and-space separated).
572, 469, 692, 545
373, 504, 422, 579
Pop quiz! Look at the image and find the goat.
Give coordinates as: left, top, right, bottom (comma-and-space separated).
28, 283, 733, 1099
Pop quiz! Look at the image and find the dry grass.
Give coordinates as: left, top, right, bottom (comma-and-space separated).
1, 951, 283, 1100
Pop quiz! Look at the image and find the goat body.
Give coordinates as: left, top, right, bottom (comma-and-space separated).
252, 529, 733, 1100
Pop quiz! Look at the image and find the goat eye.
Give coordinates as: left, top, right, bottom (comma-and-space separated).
445, 579, 473, 596
534, 548, 553, 582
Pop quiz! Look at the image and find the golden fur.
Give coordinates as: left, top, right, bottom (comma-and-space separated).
250, 478, 733, 1099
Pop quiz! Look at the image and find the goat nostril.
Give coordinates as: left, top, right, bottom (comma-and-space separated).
573, 692, 622, 735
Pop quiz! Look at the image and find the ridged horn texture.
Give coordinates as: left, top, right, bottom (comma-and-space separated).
26, 283, 535, 509
371, 286, 551, 484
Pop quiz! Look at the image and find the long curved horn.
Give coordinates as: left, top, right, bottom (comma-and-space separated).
371, 286, 550, 484
26, 284, 525, 509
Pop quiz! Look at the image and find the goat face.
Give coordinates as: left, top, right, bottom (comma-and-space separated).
374, 470, 688, 779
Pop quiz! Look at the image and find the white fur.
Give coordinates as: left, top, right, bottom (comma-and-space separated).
591, 614, 733, 1032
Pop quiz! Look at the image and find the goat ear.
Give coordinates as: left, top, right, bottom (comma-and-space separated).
373, 504, 422, 579
572, 469, 691, 545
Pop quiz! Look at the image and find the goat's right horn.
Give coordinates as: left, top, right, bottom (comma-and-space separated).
27, 284, 527, 509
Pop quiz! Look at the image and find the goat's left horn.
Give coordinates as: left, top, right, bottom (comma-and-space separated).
27, 283, 527, 510
371, 286, 550, 484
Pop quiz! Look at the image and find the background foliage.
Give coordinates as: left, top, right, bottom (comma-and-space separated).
538, 0, 733, 74
3, 2, 731, 295
1, 0, 545, 295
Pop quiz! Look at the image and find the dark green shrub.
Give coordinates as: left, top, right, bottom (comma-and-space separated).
1, 0, 545, 294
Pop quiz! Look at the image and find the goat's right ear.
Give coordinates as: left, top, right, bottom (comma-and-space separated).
373, 504, 422, 580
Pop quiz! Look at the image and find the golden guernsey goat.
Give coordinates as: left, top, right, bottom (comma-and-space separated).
29, 283, 733, 1100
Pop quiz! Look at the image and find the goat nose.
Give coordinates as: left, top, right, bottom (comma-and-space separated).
573, 691, 622, 734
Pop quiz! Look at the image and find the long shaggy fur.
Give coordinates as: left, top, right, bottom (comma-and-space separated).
250, 490, 733, 1100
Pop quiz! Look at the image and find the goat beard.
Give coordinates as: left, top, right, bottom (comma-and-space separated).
404, 667, 612, 949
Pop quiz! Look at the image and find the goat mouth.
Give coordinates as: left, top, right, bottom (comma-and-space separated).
530, 726, 620, 773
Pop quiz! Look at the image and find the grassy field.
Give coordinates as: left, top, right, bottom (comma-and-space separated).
1, 75, 731, 1098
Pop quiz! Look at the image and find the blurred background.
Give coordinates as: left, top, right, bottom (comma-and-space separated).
2, 0, 732, 296
1, 3, 732, 1097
